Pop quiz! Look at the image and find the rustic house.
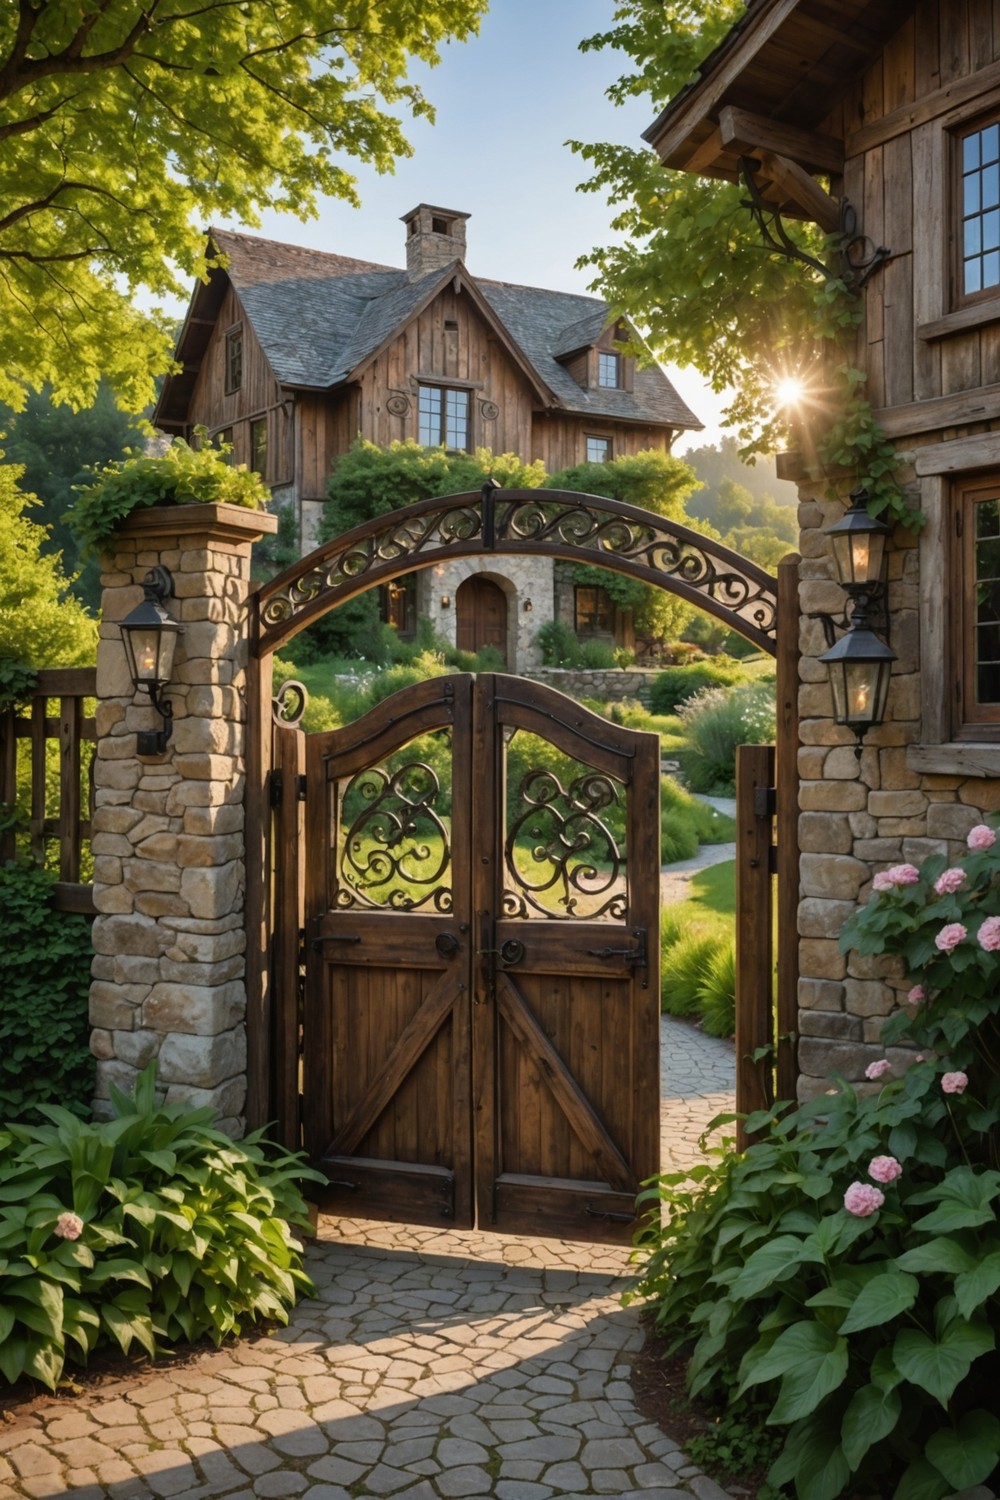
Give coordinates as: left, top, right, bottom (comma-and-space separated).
154, 206, 700, 668
646, 0, 1000, 1096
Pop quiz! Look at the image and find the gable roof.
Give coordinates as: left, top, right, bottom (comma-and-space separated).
156, 227, 700, 434
644, 0, 916, 178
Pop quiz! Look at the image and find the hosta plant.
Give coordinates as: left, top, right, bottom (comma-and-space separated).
629, 821, 1000, 1500
0, 1063, 321, 1391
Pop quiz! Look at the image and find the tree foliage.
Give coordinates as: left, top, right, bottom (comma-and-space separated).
0, 462, 97, 671
0, 0, 485, 413
1, 384, 146, 609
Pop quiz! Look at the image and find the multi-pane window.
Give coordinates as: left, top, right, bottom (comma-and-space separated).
418, 384, 470, 449
225, 327, 243, 393
586, 435, 611, 464
574, 585, 613, 634
250, 417, 267, 478
213, 427, 234, 463
960, 479, 1000, 724
597, 352, 621, 388
959, 119, 1000, 299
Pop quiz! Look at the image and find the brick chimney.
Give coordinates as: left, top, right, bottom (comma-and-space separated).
402, 204, 470, 281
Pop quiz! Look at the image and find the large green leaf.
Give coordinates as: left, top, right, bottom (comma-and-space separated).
893, 1458, 952, 1500
954, 1251, 1000, 1319
841, 1382, 902, 1470
769, 1413, 851, 1500
839, 1270, 919, 1334
925, 1409, 1000, 1490
894, 1321, 995, 1406
896, 1238, 976, 1276
727, 1234, 818, 1299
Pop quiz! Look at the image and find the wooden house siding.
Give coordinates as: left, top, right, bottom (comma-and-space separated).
529, 416, 669, 473
827, 3, 1000, 429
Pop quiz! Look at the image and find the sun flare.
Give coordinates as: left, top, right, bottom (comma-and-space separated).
773, 375, 806, 407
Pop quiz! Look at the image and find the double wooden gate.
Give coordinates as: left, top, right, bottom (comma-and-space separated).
272, 672, 660, 1242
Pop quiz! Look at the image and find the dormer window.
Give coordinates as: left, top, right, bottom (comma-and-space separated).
597, 352, 621, 389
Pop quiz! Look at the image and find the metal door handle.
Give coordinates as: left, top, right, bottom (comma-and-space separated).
311, 933, 361, 951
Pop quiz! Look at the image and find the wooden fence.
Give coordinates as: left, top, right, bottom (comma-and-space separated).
0, 667, 96, 913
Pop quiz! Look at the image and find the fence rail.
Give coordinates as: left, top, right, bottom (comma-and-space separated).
0, 667, 97, 913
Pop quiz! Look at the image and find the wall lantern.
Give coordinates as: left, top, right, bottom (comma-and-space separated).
523, 598, 534, 613
119, 566, 183, 755
817, 486, 896, 754
440, 594, 451, 609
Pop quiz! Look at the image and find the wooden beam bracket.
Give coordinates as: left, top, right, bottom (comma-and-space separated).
739, 156, 890, 292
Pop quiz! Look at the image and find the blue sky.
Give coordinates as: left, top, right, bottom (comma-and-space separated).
235, 1, 727, 449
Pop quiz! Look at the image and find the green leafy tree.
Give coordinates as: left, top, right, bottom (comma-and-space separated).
0, 1, 485, 414
1, 385, 146, 610
546, 449, 701, 644
0, 462, 96, 671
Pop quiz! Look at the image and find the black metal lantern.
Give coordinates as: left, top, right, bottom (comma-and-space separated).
824, 485, 891, 597
819, 615, 895, 750
119, 566, 183, 755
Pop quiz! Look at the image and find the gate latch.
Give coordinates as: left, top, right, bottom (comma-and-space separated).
587, 928, 647, 974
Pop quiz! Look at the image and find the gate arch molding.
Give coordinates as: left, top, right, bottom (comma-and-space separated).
253, 484, 780, 658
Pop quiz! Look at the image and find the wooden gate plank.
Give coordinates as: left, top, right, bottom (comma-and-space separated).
495, 971, 634, 1193
272, 720, 305, 1149
775, 554, 801, 1104
326, 967, 458, 1160
735, 743, 776, 1146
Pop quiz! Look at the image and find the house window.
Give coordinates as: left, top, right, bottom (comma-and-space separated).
574, 585, 613, 635
250, 417, 267, 478
418, 384, 470, 450
958, 117, 1000, 300
225, 327, 243, 393
213, 427, 234, 462
597, 352, 621, 388
958, 476, 1000, 728
586, 435, 612, 464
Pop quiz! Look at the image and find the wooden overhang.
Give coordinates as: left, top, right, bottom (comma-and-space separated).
643, 0, 916, 224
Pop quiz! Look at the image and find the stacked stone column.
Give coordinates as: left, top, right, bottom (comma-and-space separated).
89, 503, 276, 1132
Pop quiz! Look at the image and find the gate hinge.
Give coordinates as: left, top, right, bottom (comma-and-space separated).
754, 785, 777, 818
768, 843, 779, 876
297, 774, 307, 802
269, 770, 283, 808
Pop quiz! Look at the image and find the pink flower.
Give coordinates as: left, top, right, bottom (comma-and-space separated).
844, 1182, 885, 1217
935, 923, 967, 952
906, 985, 926, 1006
934, 868, 967, 895
942, 1071, 969, 1095
872, 864, 921, 892
968, 824, 997, 851
54, 1212, 84, 1241
865, 1059, 892, 1080
868, 1155, 903, 1184
978, 916, 1000, 952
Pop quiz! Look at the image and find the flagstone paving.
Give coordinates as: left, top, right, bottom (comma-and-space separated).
0, 1017, 740, 1500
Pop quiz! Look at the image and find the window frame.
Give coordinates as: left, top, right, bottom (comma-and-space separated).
574, 584, 614, 636
417, 382, 471, 451
224, 326, 243, 394
953, 110, 1000, 309
250, 416, 268, 479
596, 352, 621, 389
954, 473, 1000, 734
585, 435, 612, 464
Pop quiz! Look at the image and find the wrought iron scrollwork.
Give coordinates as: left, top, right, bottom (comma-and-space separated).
272, 678, 307, 727
336, 759, 452, 911
739, 155, 889, 293
503, 767, 627, 921
257, 486, 779, 656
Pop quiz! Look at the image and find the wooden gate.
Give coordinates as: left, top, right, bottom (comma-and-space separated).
299, 672, 660, 1243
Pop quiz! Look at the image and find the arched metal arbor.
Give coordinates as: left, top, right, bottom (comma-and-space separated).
244, 485, 799, 1135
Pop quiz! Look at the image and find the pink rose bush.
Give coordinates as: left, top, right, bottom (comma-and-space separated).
941, 1071, 969, 1095
872, 863, 920, 891
935, 922, 967, 952
54, 1211, 84, 1241
864, 1058, 892, 1080
906, 985, 925, 1006
968, 824, 997, 851
978, 915, 1000, 951
843, 1182, 885, 1216
867, 1155, 902, 1184
933, 867, 966, 895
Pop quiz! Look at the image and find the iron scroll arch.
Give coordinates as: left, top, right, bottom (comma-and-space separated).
254, 485, 779, 658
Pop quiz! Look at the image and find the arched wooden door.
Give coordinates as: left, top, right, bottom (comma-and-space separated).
301, 673, 660, 1242
456, 575, 508, 664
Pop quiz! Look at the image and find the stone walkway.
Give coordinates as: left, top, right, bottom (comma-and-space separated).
0, 1018, 739, 1500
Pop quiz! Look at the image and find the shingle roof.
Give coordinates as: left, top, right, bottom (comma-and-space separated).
199, 228, 701, 430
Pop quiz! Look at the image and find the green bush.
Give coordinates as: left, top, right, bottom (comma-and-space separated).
632, 823, 1000, 1500
677, 680, 776, 793
0, 862, 94, 1122
661, 929, 722, 1019
697, 939, 737, 1038
535, 619, 582, 667
578, 639, 618, 668
0, 1063, 320, 1390
649, 659, 745, 715
660, 776, 735, 862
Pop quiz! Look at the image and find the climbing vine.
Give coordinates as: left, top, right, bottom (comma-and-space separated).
572, 0, 917, 533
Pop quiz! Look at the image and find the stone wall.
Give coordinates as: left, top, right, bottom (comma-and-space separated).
89, 503, 276, 1133
795, 466, 994, 1098
522, 667, 659, 705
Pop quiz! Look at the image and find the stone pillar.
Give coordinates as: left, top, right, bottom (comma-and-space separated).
89, 502, 276, 1133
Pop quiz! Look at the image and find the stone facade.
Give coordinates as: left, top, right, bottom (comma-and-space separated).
414, 555, 554, 671
89, 503, 276, 1132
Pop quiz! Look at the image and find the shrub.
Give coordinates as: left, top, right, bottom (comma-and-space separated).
697, 939, 737, 1038
0, 1063, 320, 1390
535, 619, 582, 667
677, 680, 776, 793
649, 659, 745, 715
0, 862, 93, 1121
661, 929, 722, 1018
632, 821, 1000, 1500
660, 775, 735, 861
578, 638, 618, 669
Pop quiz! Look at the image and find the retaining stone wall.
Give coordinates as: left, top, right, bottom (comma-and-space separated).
522, 668, 659, 704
